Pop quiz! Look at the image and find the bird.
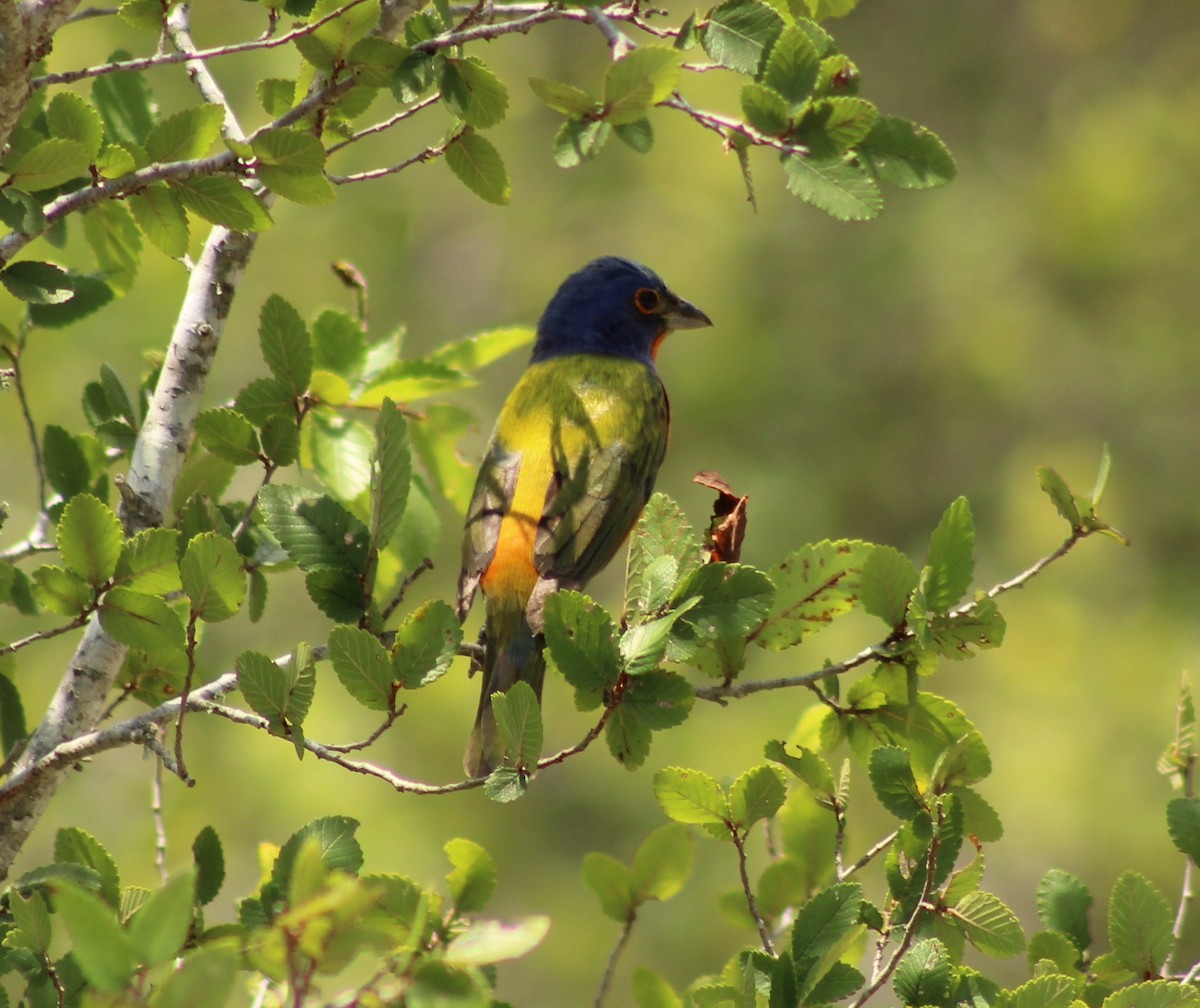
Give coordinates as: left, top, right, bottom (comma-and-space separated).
456, 256, 712, 778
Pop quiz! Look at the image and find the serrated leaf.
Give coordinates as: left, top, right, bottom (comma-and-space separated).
542, 591, 621, 708
529, 76, 596, 116
236, 649, 290, 724
1107, 871, 1172, 976
393, 599, 461, 687
306, 411, 374, 499
237, 376, 296, 425
868, 745, 925, 818
670, 562, 774, 655
53, 883, 136, 992
1167, 796, 1200, 861
91, 53, 155, 144
259, 294, 312, 397
56, 826, 121, 907
260, 415, 300, 466
130, 184, 190, 258
129, 869, 195, 967
328, 625, 393, 710
653, 766, 730, 827
297, 0, 380, 67
83, 199, 141, 294
1102, 981, 1200, 1008
625, 493, 703, 623
259, 164, 336, 205
792, 881, 865, 999
47, 92, 104, 160
146, 105, 224, 163
58, 493, 123, 587
446, 129, 510, 205
2, 260, 74, 304
1037, 465, 1081, 527
306, 567, 366, 623
701, 0, 784, 75
894, 939, 952, 1006
1005, 974, 1079, 1008
553, 117, 610, 168
441, 56, 509, 129
195, 407, 261, 465
633, 967, 685, 1008
604, 47, 683, 125
445, 837, 497, 914
370, 399, 410, 552
356, 359, 473, 406
32, 565, 94, 614
756, 540, 872, 649
782, 152, 882, 221
180, 531, 246, 622
152, 943, 239, 1008
763, 26, 820, 105
860, 115, 956, 189
491, 680, 543, 767
258, 485, 370, 573
28, 274, 113, 326
483, 765, 527, 803
99, 587, 186, 654
8, 890, 52, 955
5, 138, 91, 191
171, 175, 272, 232
273, 815, 363, 890
729, 764, 787, 829
764, 740, 835, 801
952, 891, 1025, 957
192, 826, 225, 906
615, 118, 654, 153
740, 82, 790, 135
925, 497, 974, 612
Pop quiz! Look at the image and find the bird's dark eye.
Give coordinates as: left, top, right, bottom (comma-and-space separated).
633, 287, 661, 314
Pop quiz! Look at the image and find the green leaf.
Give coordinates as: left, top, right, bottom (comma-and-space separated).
258, 485, 370, 573
445, 837, 497, 914
740, 83, 790, 135
924, 497, 974, 612
553, 117, 610, 168
653, 766, 730, 827
307, 411, 374, 499
5, 138, 91, 191
1027, 930, 1082, 974
583, 852, 634, 922
620, 669, 693, 734
260, 415, 300, 466
1101, 981, 1200, 1008
860, 545, 919, 627
306, 567, 366, 623
55, 826, 121, 907
796, 96, 878, 154
763, 26, 820, 105
701, 0, 784, 75
764, 740, 835, 802
615, 118, 654, 153
1167, 796, 1200, 861
392, 599, 462, 688
129, 869, 195, 967
620, 602, 696, 676
630, 822, 693, 903
625, 493, 703, 623
491, 680, 543, 768
483, 766, 527, 803
670, 562, 774, 655
604, 47, 683, 125
370, 400, 410, 552
445, 916, 550, 967
91, 54, 155, 145
31, 565, 93, 614
145, 105, 224, 163
1037, 466, 1081, 527
2, 260, 74, 304
151, 943, 240, 1008
171, 175, 272, 232
729, 764, 787, 830
782, 152, 882, 221
53, 883, 136, 992
192, 826, 225, 906
1107, 871, 1172, 976
28, 274, 114, 326
441, 57, 509, 129
8, 890, 52, 955
893, 939, 952, 1006
43, 425, 89, 499
791, 882, 864, 999
257, 78, 296, 117
195, 407, 261, 465
356, 359, 474, 406
253, 129, 335, 205
312, 308, 368, 375
0, 670, 27, 753
529, 76, 596, 116
297, 0, 380, 67
633, 968, 685, 1008
929, 597, 1006, 659
236, 649, 291, 724
273, 815, 363, 890
58, 493, 123, 587
860, 115, 956, 190
543, 591, 621, 709
868, 745, 925, 818
952, 891, 1025, 957
99, 587, 187, 654
757, 540, 872, 649
328, 625, 393, 710
259, 294, 312, 398
130, 184, 190, 258
47, 92, 104, 160
82, 199, 141, 294
446, 128, 510, 205
180, 532, 246, 622
955, 786, 1004, 843
1004, 974, 1079, 1008
237, 376, 296, 426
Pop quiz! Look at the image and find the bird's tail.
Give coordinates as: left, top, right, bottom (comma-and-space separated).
464, 602, 545, 778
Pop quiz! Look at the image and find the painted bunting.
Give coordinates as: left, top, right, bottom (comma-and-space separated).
457, 256, 712, 777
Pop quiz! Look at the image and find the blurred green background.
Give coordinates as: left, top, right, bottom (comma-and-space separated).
3, 0, 1200, 1001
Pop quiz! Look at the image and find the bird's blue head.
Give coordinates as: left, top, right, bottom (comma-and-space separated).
530, 256, 711, 367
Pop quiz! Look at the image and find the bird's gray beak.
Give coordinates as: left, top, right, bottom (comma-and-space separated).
664, 295, 712, 331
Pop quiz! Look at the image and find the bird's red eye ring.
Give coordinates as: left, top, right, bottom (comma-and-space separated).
634, 287, 661, 314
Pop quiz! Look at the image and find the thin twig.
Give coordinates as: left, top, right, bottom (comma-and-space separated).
323, 704, 407, 754
328, 130, 463, 184
326, 93, 442, 154
150, 737, 169, 884
839, 830, 899, 882
380, 557, 434, 624
164, 2, 247, 142
594, 913, 637, 1008
4, 340, 47, 510
0, 614, 92, 659
31, 0, 372, 88
732, 826, 773, 954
